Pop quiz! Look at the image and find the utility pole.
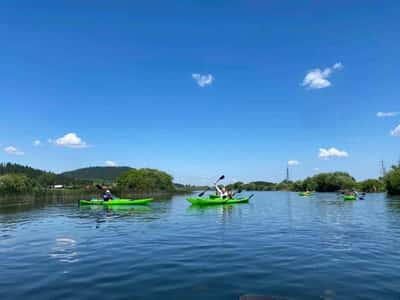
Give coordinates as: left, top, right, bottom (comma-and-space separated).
286, 166, 290, 182
380, 160, 386, 177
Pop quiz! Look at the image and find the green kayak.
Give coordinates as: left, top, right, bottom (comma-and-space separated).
343, 195, 356, 201
298, 192, 314, 197
187, 197, 250, 205
79, 198, 153, 205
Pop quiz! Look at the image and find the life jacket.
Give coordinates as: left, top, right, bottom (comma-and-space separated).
103, 193, 112, 200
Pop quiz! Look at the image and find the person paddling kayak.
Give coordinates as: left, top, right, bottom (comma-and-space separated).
103, 190, 114, 201
215, 185, 233, 199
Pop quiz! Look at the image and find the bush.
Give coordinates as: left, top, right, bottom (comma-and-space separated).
384, 166, 400, 195
0, 174, 36, 193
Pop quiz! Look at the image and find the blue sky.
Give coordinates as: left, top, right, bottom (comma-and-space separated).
1, 1, 400, 184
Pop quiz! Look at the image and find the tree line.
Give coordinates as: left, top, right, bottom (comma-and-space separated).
1, 162, 399, 195
0, 163, 180, 194
0, 163, 89, 193
226, 165, 400, 195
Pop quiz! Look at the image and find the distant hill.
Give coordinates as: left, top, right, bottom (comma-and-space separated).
61, 166, 133, 182
0, 162, 86, 186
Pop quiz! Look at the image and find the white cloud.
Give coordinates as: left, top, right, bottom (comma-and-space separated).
302, 62, 343, 89
390, 124, 400, 137
287, 160, 300, 166
377, 112, 399, 117
192, 73, 214, 87
33, 140, 41, 146
105, 160, 117, 167
51, 133, 88, 148
4, 146, 24, 156
313, 168, 320, 172
318, 147, 348, 159
333, 62, 344, 70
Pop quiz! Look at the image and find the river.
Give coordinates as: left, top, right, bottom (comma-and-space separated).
1, 192, 399, 300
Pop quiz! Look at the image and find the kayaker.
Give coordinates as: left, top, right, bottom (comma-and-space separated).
215, 185, 232, 199
103, 190, 113, 201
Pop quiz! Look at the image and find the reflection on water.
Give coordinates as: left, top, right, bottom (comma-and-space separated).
386, 195, 400, 213
0, 191, 86, 208
79, 205, 156, 228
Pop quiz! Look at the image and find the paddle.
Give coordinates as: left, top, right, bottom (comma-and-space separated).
95, 184, 104, 190
198, 175, 225, 197
95, 184, 116, 200
232, 189, 242, 197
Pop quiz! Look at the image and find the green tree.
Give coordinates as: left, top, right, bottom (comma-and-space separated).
384, 165, 400, 195
358, 179, 385, 192
302, 177, 317, 191
0, 174, 36, 193
292, 180, 304, 191
117, 168, 175, 193
301, 172, 356, 192
276, 180, 293, 191
231, 181, 244, 190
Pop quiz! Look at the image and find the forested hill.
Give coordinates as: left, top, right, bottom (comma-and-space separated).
61, 166, 132, 181
0, 162, 85, 186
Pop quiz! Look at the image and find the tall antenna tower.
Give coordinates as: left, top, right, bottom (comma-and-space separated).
380, 160, 386, 177
286, 166, 290, 182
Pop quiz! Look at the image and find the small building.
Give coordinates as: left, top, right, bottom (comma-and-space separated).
53, 185, 64, 189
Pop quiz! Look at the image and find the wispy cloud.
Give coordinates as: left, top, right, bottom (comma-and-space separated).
318, 147, 348, 159
50, 133, 88, 148
302, 62, 344, 89
33, 139, 41, 146
390, 124, 400, 136
105, 160, 117, 167
192, 73, 214, 87
333, 62, 344, 70
377, 112, 399, 118
4, 146, 24, 156
287, 160, 300, 166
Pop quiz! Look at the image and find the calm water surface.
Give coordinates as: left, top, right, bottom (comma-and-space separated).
1, 192, 400, 300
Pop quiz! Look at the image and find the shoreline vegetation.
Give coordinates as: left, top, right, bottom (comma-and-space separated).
0, 163, 205, 197
0, 163, 399, 198
227, 171, 395, 194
